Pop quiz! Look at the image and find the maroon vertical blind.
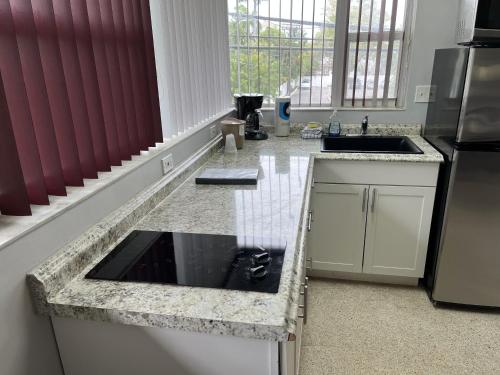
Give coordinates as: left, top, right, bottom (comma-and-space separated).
0, 73, 32, 216
0, 0, 49, 205
0, 0, 162, 216
9, 0, 67, 196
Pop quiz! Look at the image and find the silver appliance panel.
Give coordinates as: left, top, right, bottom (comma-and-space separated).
457, 0, 500, 44
457, 48, 500, 143
473, 28, 500, 40
457, 0, 479, 44
432, 150, 500, 307
423, 48, 469, 158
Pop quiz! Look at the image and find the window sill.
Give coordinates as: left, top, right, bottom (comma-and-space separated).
260, 106, 407, 112
0, 108, 233, 251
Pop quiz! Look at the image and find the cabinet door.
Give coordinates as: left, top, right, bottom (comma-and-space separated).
309, 183, 368, 273
363, 185, 435, 277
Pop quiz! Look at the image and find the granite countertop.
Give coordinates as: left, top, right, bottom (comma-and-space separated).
27, 125, 443, 342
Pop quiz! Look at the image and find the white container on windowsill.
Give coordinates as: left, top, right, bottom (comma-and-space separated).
274, 96, 291, 137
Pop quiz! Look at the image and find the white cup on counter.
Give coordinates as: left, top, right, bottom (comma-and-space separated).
224, 134, 238, 154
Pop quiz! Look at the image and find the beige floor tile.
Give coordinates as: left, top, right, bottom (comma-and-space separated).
299, 278, 500, 375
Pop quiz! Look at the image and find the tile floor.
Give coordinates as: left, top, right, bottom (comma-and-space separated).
299, 278, 500, 375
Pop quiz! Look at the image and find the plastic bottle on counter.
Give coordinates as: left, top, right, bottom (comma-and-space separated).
274, 96, 291, 137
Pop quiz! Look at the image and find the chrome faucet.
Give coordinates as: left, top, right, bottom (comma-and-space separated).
361, 115, 368, 135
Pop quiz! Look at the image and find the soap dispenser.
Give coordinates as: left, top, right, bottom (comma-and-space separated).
328, 108, 341, 137
361, 115, 368, 135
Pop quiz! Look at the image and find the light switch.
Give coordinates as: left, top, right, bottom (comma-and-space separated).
161, 154, 174, 175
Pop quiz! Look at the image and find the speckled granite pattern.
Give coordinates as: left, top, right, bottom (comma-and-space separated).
28, 125, 442, 342
27, 136, 223, 315
288, 122, 422, 136
43, 138, 315, 341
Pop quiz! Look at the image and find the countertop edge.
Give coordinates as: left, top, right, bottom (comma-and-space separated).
284, 156, 314, 336
47, 301, 290, 341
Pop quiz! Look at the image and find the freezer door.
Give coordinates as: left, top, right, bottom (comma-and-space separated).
423, 48, 469, 159
458, 48, 500, 143
433, 150, 500, 307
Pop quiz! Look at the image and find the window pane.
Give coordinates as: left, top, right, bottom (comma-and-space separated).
228, 0, 335, 107
343, 0, 407, 107
228, 0, 407, 108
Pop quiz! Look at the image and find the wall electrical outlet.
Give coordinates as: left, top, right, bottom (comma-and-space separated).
209, 125, 218, 138
415, 85, 436, 103
161, 154, 174, 175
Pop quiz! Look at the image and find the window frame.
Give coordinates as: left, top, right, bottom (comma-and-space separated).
334, 0, 415, 110
345, 0, 414, 110
229, 0, 416, 110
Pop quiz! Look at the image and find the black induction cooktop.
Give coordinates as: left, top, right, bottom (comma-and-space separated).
86, 231, 287, 293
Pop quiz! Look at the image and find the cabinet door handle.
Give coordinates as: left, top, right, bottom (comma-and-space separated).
371, 188, 377, 212
362, 188, 367, 212
298, 284, 308, 324
305, 257, 312, 270
307, 210, 313, 232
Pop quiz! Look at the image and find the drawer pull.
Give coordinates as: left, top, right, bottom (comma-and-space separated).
307, 210, 313, 232
298, 284, 308, 324
305, 258, 312, 270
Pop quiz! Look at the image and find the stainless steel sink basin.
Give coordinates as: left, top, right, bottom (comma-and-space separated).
321, 136, 423, 154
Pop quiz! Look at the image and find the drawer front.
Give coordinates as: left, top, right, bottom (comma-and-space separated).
314, 160, 439, 187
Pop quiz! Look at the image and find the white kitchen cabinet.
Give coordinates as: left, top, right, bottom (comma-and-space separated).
363, 185, 435, 277
309, 183, 368, 273
53, 316, 281, 375
282, 306, 304, 375
308, 171, 437, 280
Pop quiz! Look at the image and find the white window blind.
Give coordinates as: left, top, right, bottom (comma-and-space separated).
150, 0, 233, 139
343, 0, 408, 107
228, 0, 411, 108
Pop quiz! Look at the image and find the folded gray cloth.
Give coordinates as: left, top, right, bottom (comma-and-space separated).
301, 127, 323, 139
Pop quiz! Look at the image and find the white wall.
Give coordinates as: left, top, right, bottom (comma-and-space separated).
0, 123, 218, 375
262, 0, 460, 126
0, 1, 460, 373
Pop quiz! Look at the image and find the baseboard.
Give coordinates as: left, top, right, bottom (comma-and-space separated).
307, 269, 419, 286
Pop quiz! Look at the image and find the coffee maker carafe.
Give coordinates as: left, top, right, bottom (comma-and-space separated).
234, 94, 268, 140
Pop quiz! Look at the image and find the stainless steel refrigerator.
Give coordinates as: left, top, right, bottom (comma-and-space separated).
423, 47, 500, 307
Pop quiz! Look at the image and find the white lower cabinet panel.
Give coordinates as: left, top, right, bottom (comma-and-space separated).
308, 179, 437, 281
281, 317, 303, 375
52, 316, 281, 375
295, 316, 303, 374
309, 183, 367, 273
363, 185, 435, 277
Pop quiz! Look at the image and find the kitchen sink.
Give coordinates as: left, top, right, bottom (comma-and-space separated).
321, 136, 423, 154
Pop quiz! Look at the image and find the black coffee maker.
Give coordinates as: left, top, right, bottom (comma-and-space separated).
235, 94, 268, 140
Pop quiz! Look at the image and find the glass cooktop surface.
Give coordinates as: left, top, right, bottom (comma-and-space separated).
86, 230, 286, 293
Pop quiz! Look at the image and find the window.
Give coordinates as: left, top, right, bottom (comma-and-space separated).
0, 0, 233, 217
150, 0, 233, 138
228, 0, 411, 108
0, 0, 162, 216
